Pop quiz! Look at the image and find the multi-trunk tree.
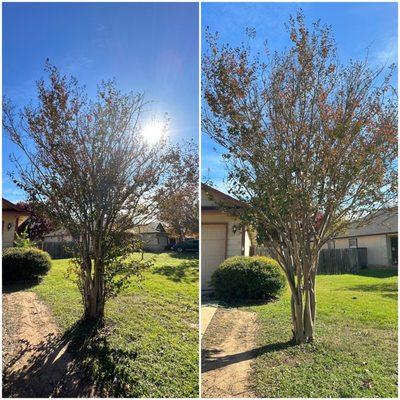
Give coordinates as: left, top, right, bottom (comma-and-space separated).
3, 62, 182, 320
203, 13, 397, 343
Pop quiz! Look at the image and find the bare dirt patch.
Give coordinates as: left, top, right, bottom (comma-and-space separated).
201, 307, 259, 398
2, 290, 93, 397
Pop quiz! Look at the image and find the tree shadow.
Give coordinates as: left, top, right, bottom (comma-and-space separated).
357, 268, 398, 279
2, 319, 96, 397
153, 260, 199, 283
201, 340, 294, 373
2, 317, 144, 397
211, 297, 279, 308
3, 280, 44, 294
344, 282, 397, 295
166, 251, 199, 260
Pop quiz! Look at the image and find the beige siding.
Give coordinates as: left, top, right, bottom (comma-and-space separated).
43, 234, 73, 243
2, 215, 17, 248
141, 233, 168, 252
201, 191, 217, 207
330, 235, 391, 267
2, 212, 29, 248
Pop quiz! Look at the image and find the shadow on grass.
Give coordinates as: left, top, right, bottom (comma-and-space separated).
344, 281, 398, 298
207, 297, 279, 308
201, 340, 294, 373
2, 317, 139, 398
166, 251, 199, 260
3, 280, 42, 294
153, 260, 198, 283
357, 268, 398, 279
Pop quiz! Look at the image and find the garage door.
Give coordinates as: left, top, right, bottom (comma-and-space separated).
201, 224, 227, 290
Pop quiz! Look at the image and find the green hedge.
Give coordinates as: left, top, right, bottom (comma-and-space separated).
211, 256, 286, 302
3, 247, 51, 283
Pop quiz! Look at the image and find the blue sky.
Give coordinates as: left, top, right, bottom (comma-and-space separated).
202, 2, 398, 192
3, 2, 199, 202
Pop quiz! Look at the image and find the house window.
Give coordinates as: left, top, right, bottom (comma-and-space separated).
348, 238, 358, 248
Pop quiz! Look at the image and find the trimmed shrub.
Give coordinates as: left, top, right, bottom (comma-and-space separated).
211, 256, 286, 302
3, 247, 51, 283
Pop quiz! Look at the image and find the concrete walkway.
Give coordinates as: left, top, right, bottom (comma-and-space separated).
201, 304, 218, 336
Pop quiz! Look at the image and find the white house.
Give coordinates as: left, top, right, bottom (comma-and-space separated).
2, 198, 30, 248
135, 222, 169, 252
323, 208, 398, 268
201, 183, 252, 292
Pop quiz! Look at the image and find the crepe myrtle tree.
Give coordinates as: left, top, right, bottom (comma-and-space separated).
156, 140, 199, 241
3, 62, 176, 321
203, 13, 397, 343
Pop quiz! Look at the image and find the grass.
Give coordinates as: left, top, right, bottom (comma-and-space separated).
31, 252, 199, 398
246, 268, 398, 398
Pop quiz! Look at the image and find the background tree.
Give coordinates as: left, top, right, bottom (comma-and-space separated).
3, 62, 176, 320
203, 12, 397, 344
156, 140, 199, 241
16, 201, 54, 240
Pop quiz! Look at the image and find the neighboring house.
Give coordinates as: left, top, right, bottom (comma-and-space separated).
44, 222, 169, 253
2, 198, 30, 248
43, 228, 72, 243
201, 183, 252, 292
135, 222, 169, 252
323, 208, 398, 267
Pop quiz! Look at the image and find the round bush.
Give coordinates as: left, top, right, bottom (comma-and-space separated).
211, 256, 286, 302
3, 247, 51, 283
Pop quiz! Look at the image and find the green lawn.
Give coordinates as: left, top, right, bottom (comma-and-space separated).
32, 252, 199, 398
248, 269, 398, 398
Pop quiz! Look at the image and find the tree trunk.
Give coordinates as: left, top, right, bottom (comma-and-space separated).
290, 275, 316, 344
82, 259, 105, 321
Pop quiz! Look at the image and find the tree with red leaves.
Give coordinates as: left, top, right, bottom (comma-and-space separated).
16, 202, 54, 241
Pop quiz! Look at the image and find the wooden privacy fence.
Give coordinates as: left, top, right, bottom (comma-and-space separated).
250, 246, 368, 274
318, 248, 367, 274
250, 246, 275, 257
38, 241, 73, 259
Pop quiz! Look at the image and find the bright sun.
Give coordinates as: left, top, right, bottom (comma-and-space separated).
142, 121, 164, 145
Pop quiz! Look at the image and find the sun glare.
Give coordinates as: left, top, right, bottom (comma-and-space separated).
142, 121, 164, 145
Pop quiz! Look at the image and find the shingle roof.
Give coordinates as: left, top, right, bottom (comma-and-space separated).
336, 208, 398, 238
2, 198, 30, 215
201, 183, 243, 209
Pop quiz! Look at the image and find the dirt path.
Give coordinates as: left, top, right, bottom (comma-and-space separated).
2, 290, 93, 397
201, 307, 259, 398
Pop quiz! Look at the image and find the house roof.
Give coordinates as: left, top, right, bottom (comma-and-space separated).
201, 183, 243, 210
44, 228, 70, 237
136, 222, 167, 234
2, 198, 30, 215
335, 208, 398, 238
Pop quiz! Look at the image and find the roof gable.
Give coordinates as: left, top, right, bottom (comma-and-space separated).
2, 198, 30, 214
201, 183, 243, 209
